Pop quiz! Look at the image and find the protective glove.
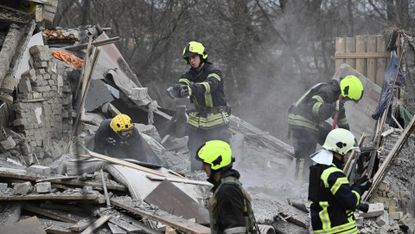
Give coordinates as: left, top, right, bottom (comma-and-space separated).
173, 84, 191, 97
106, 137, 116, 146
352, 175, 372, 193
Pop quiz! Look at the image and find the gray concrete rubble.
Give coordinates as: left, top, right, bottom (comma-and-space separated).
0, 8, 414, 234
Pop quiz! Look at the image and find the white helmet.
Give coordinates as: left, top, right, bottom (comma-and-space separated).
322, 128, 359, 156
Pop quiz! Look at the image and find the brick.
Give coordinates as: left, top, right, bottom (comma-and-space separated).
13, 182, 33, 195
35, 182, 51, 193
27, 165, 51, 176
18, 77, 32, 94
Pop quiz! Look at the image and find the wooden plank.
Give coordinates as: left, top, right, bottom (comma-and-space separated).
376, 35, 387, 86
146, 174, 212, 186
355, 35, 366, 75
0, 193, 97, 201
111, 199, 210, 234
24, 205, 78, 223
80, 215, 110, 234
366, 36, 377, 83
78, 146, 166, 177
345, 37, 356, 68
335, 37, 346, 69
363, 114, 415, 201
335, 52, 389, 59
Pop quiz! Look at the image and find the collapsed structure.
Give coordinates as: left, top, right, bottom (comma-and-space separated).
0, 1, 415, 234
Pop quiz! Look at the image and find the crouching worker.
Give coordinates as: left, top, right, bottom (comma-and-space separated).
196, 140, 258, 234
94, 113, 162, 165
308, 128, 371, 233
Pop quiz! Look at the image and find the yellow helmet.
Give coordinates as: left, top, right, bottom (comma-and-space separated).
182, 41, 208, 62
196, 140, 232, 170
340, 75, 364, 101
110, 114, 133, 133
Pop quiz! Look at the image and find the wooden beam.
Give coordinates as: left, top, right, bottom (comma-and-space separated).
111, 199, 210, 234
146, 175, 212, 187
23, 205, 78, 223
64, 37, 120, 51
78, 146, 166, 177
80, 215, 111, 234
335, 52, 389, 59
0, 193, 97, 201
363, 114, 415, 201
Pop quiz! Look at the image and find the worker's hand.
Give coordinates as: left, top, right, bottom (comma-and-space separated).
174, 84, 191, 97
352, 175, 372, 193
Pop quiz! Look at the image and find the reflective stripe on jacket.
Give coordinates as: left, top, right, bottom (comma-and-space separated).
309, 164, 361, 234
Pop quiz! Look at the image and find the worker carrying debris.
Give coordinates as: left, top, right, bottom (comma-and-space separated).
196, 140, 258, 234
94, 113, 162, 165
308, 128, 371, 234
288, 75, 364, 180
169, 41, 231, 171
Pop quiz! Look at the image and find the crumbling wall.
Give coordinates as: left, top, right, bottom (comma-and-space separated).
372, 130, 415, 219
12, 45, 72, 162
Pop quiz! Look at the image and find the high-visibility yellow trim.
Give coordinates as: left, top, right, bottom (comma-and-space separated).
319, 201, 330, 230
179, 78, 190, 85
330, 177, 349, 195
352, 190, 361, 205
188, 112, 230, 128
200, 82, 211, 93
312, 95, 324, 103
313, 220, 357, 233
312, 102, 322, 117
321, 166, 343, 188
208, 73, 221, 81
288, 113, 318, 131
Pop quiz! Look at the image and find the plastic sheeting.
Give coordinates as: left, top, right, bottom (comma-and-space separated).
372, 52, 405, 125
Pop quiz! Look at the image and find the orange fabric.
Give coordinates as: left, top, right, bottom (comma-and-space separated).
51, 51, 84, 69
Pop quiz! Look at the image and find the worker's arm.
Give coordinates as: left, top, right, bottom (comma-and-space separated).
326, 171, 360, 211
216, 184, 247, 232
337, 107, 350, 129
179, 71, 223, 96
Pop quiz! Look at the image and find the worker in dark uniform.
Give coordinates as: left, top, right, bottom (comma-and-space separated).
196, 140, 258, 234
171, 41, 231, 171
94, 113, 162, 165
288, 75, 364, 180
308, 128, 371, 234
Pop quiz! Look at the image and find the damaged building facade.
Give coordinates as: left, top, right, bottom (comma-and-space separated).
0, 1, 415, 234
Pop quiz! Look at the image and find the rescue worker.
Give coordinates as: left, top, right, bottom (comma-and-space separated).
308, 128, 371, 233
94, 113, 162, 165
172, 41, 231, 171
288, 75, 364, 180
196, 140, 258, 234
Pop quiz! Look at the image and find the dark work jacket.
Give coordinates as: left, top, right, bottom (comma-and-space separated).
179, 62, 230, 129
308, 162, 361, 233
209, 169, 257, 234
288, 80, 349, 132
94, 119, 162, 165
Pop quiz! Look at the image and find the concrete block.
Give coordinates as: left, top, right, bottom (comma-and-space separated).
0, 183, 8, 192
18, 77, 32, 94
13, 182, 33, 195
35, 182, 51, 193
128, 87, 148, 101
360, 203, 384, 218
389, 211, 403, 220
376, 212, 389, 227
27, 165, 51, 176
1, 75, 18, 93
0, 136, 17, 150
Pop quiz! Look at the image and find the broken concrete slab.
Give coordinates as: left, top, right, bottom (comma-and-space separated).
13, 181, 33, 195
0, 216, 46, 234
35, 182, 52, 193
27, 165, 51, 176
360, 203, 385, 218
